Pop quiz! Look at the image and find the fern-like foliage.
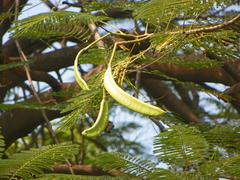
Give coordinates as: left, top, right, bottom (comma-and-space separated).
0, 101, 61, 111
95, 152, 156, 178
220, 156, 240, 177
59, 84, 102, 130
147, 170, 181, 180
204, 125, 240, 153
0, 130, 5, 158
0, 12, 14, 21
153, 125, 209, 167
93, 123, 240, 179
77, 48, 107, 65
134, 0, 232, 26
0, 60, 34, 72
0, 143, 79, 179
9, 11, 106, 39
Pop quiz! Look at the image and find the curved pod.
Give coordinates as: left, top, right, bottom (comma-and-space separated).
74, 52, 90, 90
82, 98, 109, 137
104, 65, 165, 116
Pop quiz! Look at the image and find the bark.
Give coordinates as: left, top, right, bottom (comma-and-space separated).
0, 82, 75, 147
0, 65, 103, 147
46, 164, 119, 176
142, 78, 200, 123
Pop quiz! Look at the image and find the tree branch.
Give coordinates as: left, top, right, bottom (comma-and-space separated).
141, 78, 200, 123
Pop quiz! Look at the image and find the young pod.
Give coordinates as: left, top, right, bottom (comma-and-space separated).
104, 65, 165, 116
82, 98, 109, 137
74, 51, 90, 90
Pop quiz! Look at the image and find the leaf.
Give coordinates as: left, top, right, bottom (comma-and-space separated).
95, 153, 156, 178
153, 125, 209, 167
0, 60, 34, 72
0, 130, 5, 158
204, 126, 240, 153
0, 102, 61, 111
0, 12, 14, 21
9, 11, 106, 39
0, 143, 79, 179
147, 170, 180, 180
77, 48, 107, 65
220, 155, 240, 177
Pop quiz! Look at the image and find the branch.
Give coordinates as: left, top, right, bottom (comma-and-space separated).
146, 62, 236, 86
46, 164, 119, 176
171, 14, 240, 34
0, 66, 103, 147
141, 78, 200, 123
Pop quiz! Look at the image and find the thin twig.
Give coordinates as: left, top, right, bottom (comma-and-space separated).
171, 14, 240, 34
14, 0, 74, 174
150, 118, 167, 132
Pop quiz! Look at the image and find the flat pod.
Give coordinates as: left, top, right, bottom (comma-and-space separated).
74, 50, 90, 90
104, 65, 165, 116
82, 98, 109, 137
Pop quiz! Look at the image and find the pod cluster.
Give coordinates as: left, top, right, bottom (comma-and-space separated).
74, 51, 165, 137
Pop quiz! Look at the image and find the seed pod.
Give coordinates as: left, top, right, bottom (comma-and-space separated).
104, 65, 165, 116
74, 51, 90, 90
82, 98, 109, 137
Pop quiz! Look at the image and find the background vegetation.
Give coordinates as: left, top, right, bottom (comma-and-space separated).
0, 0, 240, 179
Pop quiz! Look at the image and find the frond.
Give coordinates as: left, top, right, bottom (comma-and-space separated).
153, 125, 209, 167
134, 0, 205, 25
77, 48, 107, 65
155, 56, 223, 69
59, 85, 102, 130
95, 153, 156, 178
204, 126, 240, 153
0, 130, 5, 158
0, 12, 14, 21
83, 0, 141, 13
0, 101, 60, 111
220, 155, 240, 178
147, 170, 180, 180
0, 60, 33, 72
134, 0, 232, 26
199, 161, 223, 179
9, 11, 105, 39
0, 143, 79, 179
37, 174, 137, 180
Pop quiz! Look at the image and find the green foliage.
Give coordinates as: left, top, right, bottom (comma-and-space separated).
0, 143, 79, 179
134, 0, 203, 25
0, 60, 34, 72
134, 0, 232, 26
77, 48, 107, 65
0, 101, 61, 111
204, 125, 240, 153
0, 12, 14, 21
59, 85, 102, 130
153, 125, 209, 167
9, 11, 106, 39
93, 124, 240, 179
83, 0, 141, 13
1, 0, 240, 179
95, 152, 156, 178
0, 131, 4, 158
220, 156, 240, 177
147, 170, 180, 180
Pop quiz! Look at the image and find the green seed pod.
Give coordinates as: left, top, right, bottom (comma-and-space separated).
82, 97, 109, 137
74, 50, 90, 90
104, 65, 165, 116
